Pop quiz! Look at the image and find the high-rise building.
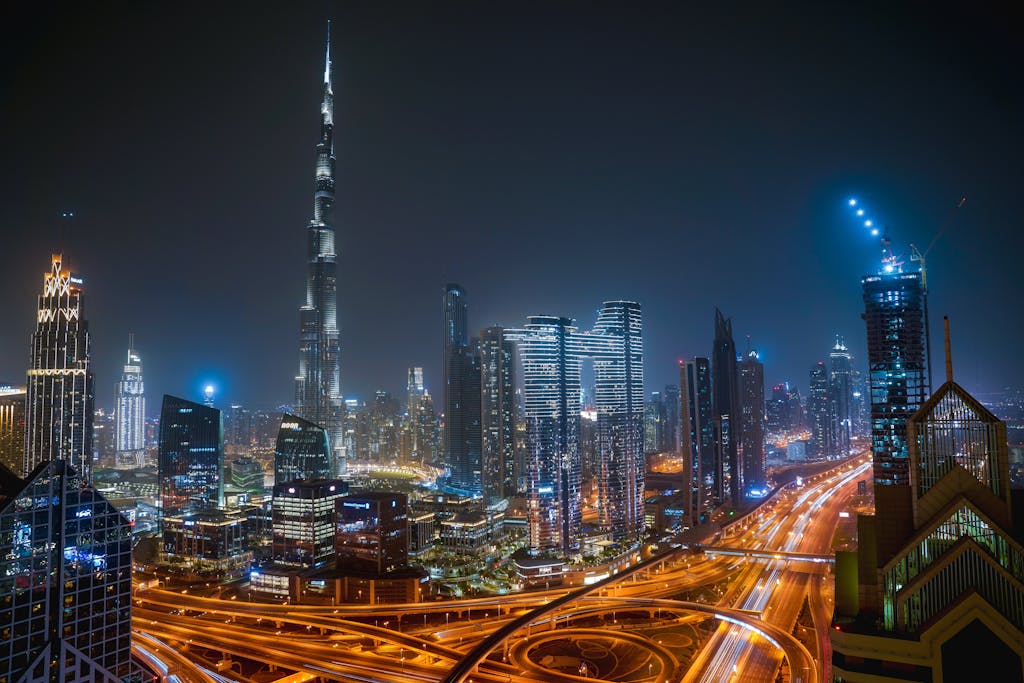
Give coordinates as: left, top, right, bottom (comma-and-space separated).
295, 23, 344, 475
274, 413, 332, 485
114, 336, 145, 468
0, 385, 26, 475
24, 254, 94, 481
505, 316, 582, 551
862, 267, 928, 488
737, 347, 766, 491
442, 285, 482, 493
644, 392, 665, 454
590, 301, 645, 542
712, 308, 741, 505
830, 335, 854, 457
831, 325, 1023, 682
336, 492, 409, 575
225, 403, 252, 452
662, 384, 681, 454
158, 394, 223, 516
480, 327, 516, 501
809, 361, 834, 458
680, 358, 714, 522
506, 301, 645, 549
271, 479, 349, 569
0, 460, 137, 682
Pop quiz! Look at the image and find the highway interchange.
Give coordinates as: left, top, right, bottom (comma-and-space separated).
134, 452, 870, 683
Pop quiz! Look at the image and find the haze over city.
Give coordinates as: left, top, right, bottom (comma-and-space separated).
2, 2, 1021, 407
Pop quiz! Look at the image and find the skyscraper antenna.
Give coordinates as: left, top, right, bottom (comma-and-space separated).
943, 316, 953, 383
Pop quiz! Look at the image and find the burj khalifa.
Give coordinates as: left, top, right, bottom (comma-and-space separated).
295, 22, 345, 473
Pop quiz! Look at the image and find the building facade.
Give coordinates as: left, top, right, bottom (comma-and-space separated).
0, 460, 137, 682
0, 386, 25, 475
681, 358, 714, 522
737, 347, 766, 492
158, 395, 223, 516
271, 479, 348, 569
712, 308, 741, 505
295, 24, 345, 475
336, 492, 409, 575
480, 327, 516, 501
274, 413, 332, 485
24, 254, 94, 481
114, 337, 145, 468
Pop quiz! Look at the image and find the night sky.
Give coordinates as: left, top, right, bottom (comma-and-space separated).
2, 2, 1021, 411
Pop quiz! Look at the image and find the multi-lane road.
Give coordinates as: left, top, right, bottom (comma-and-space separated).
135, 452, 869, 683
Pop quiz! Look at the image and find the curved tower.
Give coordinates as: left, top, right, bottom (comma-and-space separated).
295, 22, 344, 473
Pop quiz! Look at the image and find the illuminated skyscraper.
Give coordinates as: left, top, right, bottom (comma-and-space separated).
158, 394, 223, 516
506, 301, 645, 549
274, 413, 332, 484
590, 301, 645, 542
680, 358, 713, 521
809, 360, 834, 458
442, 285, 481, 494
480, 327, 516, 501
662, 384, 681, 454
737, 347, 765, 491
712, 308, 741, 505
505, 316, 582, 551
862, 266, 928, 487
295, 23, 344, 474
24, 254, 94, 481
0, 385, 25, 475
830, 335, 854, 457
114, 336, 145, 467
832, 323, 1023, 682
0, 460, 138, 682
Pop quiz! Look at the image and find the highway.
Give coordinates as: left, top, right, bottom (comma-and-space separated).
132, 453, 868, 683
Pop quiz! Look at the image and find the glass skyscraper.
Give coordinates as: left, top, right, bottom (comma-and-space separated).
737, 347, 765, 491
295, 23, 344, 475
0, 460, 137, 682
681, 358, 714, 522
442, 284, 482, 494
0, 385, 25, 475
712, 307, 740, 505
158, 394, 223, 516
24, 254, 94, 481
862, 269, 928, 487
830, 335, 854, 458
274, 413, 332, 485
114, 336, 145, 467
506, 301, 645, 550
480, 327, 516, 501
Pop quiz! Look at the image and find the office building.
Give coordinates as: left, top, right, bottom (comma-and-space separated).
480, 327, 516, 500
229, 456, 265, 494
336, 492, 409, 575
0, 460, 136, 682
737, 347, 766, 492
505, 316, 582, 551
680, 358, 714, 522
442, 285, 482, 494
863, 267, 929, 488
644, 392, 666, 454
590, 301, 645, 542
114, 337, 145, 468
712, 308, 741, 505
0, 385, 25, 475
274, 413, 332, 484
809, 361, 834, 458
832, 325, 1024, 682
158, 394, 223, 515
662, 384, 681, 454
506, 301, 645, 550
294, 24, 344, 475
24, 254, 94, 481
830, 335, 854, 457
161, 508, 251, 575
272, 479, 349, 568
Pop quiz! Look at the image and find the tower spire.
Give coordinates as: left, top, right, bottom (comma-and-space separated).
324, 20, 332, 91
944, 315, 953, 383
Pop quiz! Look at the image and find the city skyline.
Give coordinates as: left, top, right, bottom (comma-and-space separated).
2, 4, 1022, 410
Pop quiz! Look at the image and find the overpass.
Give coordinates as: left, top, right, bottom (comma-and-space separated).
701, 545, 835, 563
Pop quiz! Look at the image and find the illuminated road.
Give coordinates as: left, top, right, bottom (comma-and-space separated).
133, 453, 868, 683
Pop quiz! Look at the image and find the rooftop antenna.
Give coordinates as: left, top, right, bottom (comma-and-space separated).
943, 316, 953, 384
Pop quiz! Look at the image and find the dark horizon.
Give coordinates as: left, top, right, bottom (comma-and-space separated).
2, 2, 1022, 411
